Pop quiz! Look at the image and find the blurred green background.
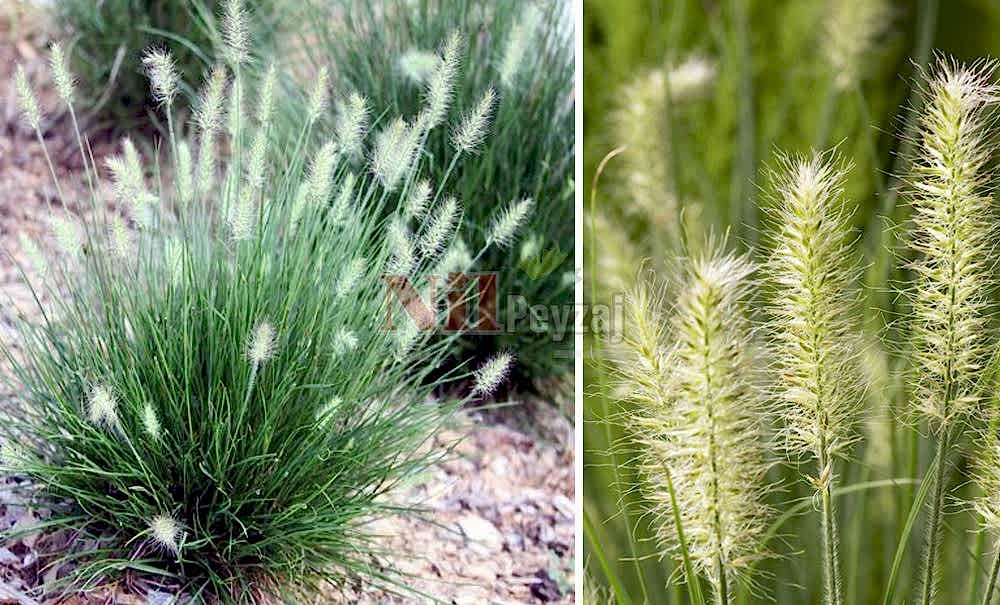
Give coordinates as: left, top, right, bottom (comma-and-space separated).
584, 0, 1000, 603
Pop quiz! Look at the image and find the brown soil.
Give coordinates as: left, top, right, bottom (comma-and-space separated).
0, 5, 575, 604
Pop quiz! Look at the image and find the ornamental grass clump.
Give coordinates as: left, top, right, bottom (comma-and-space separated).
0, 3, 511, 601
614, 245, 773, 604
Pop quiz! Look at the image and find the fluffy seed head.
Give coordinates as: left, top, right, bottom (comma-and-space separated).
106, 142, 156, 229
256, 63, 278, 126
825, 0, 890, 89
452, 87, 496, 153
18, 233, 49, 277
973, 429, 1000, 534
50, 215, 82, 260
616, 247, 771, 592
245, 130, 269, 191
142, 402, 162, 440
248, 320, 276, 365
150, 514, 181, 553
228, 189, 256, 242
222, 0, 249, 65
196, 66, 228, 135
49, 43, 75, 105
331, 172, 356, 223
399, 49, 439, 84
420, 196, 461, 257
667, 55, 717, 101
336, 92, 369, 160
499, 4, 541, 89
332, 329, 358, 357
307, 140, 339, 203
473, 351, 514, 396
371, 117, 421, 191
14, 65, 41, 131
336, 258, 365, 298
423, 30, 463, 129
87, 385, 119, 428
487, 197, 533, 247
437, 237, 472, 275
387, 219, 416, 275
143, 48, 179, 106
907, 58, 998, 430
176, 141, 193, 205
766, 152, 862, 480
613, 66, 679, 239
405, 180, 432, 220
308, 66, 331, 123
108, 215, 132, 261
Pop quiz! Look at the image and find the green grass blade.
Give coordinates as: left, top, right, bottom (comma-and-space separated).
883, 457, 939, 605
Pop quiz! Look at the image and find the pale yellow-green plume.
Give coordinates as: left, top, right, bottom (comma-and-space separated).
616, 245, 771, 602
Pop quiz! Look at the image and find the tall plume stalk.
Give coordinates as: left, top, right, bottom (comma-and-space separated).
766, 152, 862, 605
616, 246, 771, 604
907, 58, 998, 605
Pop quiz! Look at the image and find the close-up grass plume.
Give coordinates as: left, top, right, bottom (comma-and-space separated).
585, 1, 1000, 604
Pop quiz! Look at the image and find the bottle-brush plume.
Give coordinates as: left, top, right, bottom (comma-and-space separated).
48, 43, 75, 106
824, 0, 890, 89
452, 87, 497, 153
612, 56, 716, 241
149, 514, 181, 554
176, 141, 193, 205
765, 152, 862, 605
256, 63, 277, 126
423, 30, 463, 129
371, 117, 421, 192
247, 320, 277, 365
420, 196, 461, 256
307, 66, 331, 123
142, 403, 162, 441
87, 385, 119, 428
50, 215, 82, 260
487, 197, 534, 247
908, 57, 998, 605
404, 180, 432, 220
617, 246, 771, 599
667, 55, 717, 102
195, 66, 227, 196
336, 92, 369, 160
399, 49, 439, 84
18, 233, 49, 277
499, 4, 541, 89
222, 0, 249, 66
14, 65, 41, 132
766, 152, 862, 472
908, 57, 998, 431
387, 218, 416, 275
107, 216, 132, 261
473, 351, 515, 396
143, 48, 178, 107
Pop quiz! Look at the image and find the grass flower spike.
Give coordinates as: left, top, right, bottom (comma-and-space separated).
824, 0, 890, 89
766, 151, 862, 605
423, 30, 462, 129
372, 118, 420, 191
49, 42, 75, 105
473, 351, 514, 396
617, 246, 771, 603
143, 48, 178, 107
248, 320, 277, 366
399, 49, 439, 84
149, 514, 181, 554
14, 65, 41, 132
452, 86, 496, 153
487, 197, 534, 247
907, 58, 998, 605
87, 385, 119, 428
336, 91, 369, 160
499, 4, 540, 89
